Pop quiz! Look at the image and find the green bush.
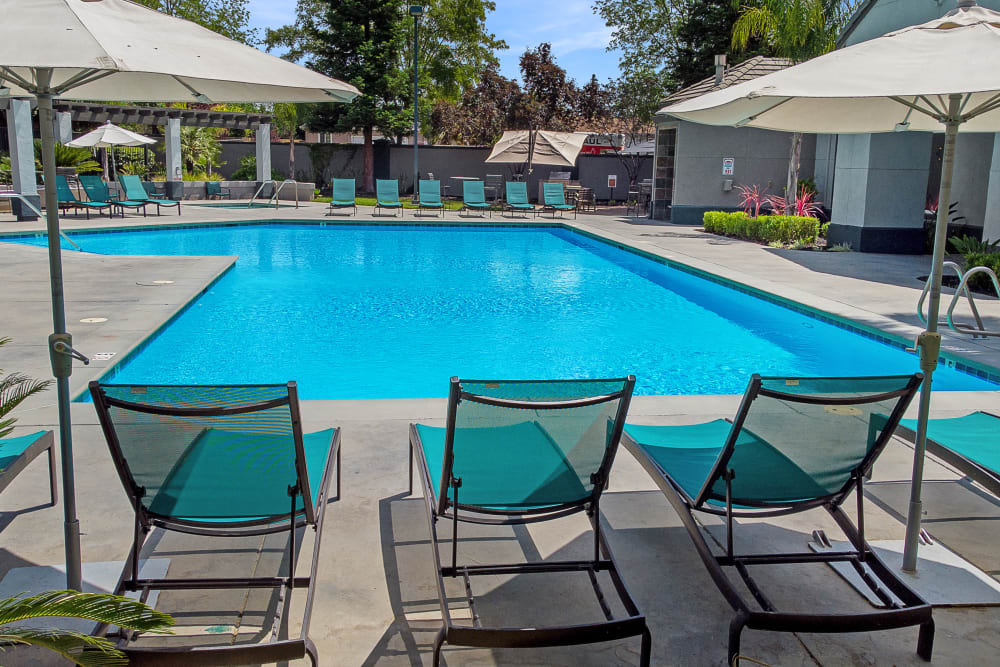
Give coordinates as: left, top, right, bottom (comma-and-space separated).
703, 211, 819, 245
231, 154, 283, 181
963, 251, 1000, 291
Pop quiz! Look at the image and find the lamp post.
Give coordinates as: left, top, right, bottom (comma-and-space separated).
409, 5, 424, 199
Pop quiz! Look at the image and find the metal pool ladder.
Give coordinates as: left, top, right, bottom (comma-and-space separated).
249, 179, 300, 209
918, 260, 1000, 338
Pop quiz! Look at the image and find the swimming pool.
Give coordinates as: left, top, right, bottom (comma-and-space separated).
6, 223, 996, 399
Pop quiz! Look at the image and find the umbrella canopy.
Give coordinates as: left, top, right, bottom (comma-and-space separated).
659, 0, 1000, 572
485, 130, 588, 168
0, 0, 359, 591
67, 122, 156, 148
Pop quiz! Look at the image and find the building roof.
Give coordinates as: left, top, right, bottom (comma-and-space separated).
660, 56, 795, 108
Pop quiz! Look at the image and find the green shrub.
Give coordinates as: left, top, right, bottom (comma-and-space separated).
702, 211, 819, 245
963, 251, 1000, 291
950, 234, 1000, 255
231, 154, 283, 181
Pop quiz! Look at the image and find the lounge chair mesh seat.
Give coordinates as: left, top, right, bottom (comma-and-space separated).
623, 374, 933, 664
541, 182, 577, 219
89, 382, 341, 665
375, 179, 403, 216
418, 179, 444, 216
409, 377, 650, 666
503, 181, 535, 217
52, 174, 113, 218
460, 180, 491, 216
898, 410, 1000, 496
80, 174, 146, 217
328, 178, 357, 215
120, 174, 182, 215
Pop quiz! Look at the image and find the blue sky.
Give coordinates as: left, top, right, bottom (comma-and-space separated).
248, 0, 622, 85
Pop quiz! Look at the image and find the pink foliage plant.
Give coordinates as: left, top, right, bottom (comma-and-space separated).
736, 183, 768, 217
766, 185, 820, 218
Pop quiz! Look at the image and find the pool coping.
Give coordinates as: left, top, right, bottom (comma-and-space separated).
3, 218, 999, 395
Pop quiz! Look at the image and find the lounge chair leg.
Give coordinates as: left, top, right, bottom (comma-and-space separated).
408, 443, 413, 496
335, 444, 342, 502
432, 625, 447, 667
728, 611, 748, 666
47, 441, 58, 506
639, 626, 652, 667
917, 619, 935, 661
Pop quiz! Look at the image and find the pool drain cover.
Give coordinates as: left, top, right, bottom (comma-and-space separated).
80, 317, 108, 323
153, 280, 175, 284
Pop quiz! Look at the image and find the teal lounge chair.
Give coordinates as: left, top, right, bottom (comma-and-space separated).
50, 174, 113, 218
622, 374, 933, 664
79, 174, 147, 217
417, 179, 443, 217
328, 178, 357, 216
542, 182, 577, 219
120, 174, 182, 215
503, 181, 535, 218
0, 430, 56, 508
375, 179, 403, 217
205, 181, 231, 199
409, 377, 650, 666
460, 180, 491, 217
897, 410, 1000, 497
89, 381, 341, 665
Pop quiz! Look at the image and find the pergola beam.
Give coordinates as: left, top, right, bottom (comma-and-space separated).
51, 101, 271, 130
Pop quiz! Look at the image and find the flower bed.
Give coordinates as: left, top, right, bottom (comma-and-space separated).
703, 211, 820, 245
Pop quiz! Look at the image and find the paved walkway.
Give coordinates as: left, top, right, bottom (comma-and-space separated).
1, 204, 998, 665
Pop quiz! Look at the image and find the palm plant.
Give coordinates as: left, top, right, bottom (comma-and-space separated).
0, 590, 173, 666
273, 103, 300, 180
0, 337, 52, 438
32, 141, 102, 174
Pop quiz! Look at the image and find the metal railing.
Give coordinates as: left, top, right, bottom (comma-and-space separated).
918, 260, 1000, 338
0, 192, 81, 250
250, 179, 300, 209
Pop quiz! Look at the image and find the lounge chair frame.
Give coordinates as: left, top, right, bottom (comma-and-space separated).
501, 182, 536, 219
0, 430, 57, 506
89, 381, 341, 666
326, 178, 357, 216
459, 180, 493, 218
120, 175, 182, 216
540, 182, 578, 220
53, 175, 115, 219
417, 179, 445, 218
79, 175, 147, 218
895, 410, 1000, 498
374, 179, 404, 218
205, 181, 232, 200
408, 377, 650, 666
623, 374, 933, 664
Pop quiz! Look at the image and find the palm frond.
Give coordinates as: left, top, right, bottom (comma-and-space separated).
0, 591, 173, 634
0, 417, 17, 439
0, 627, 127, 667
0, 373, 54, 420
732, 7, 778, 51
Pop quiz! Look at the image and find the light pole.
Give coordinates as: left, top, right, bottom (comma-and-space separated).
409, 5, 424, 199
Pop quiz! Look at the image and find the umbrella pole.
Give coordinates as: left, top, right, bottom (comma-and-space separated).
37, 89, 83, 591
902, 93, 963, 572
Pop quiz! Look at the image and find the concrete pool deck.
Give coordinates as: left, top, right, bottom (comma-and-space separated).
1, 203, 999, 665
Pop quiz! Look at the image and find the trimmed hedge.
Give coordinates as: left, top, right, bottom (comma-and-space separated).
703, 211, 820, 245
964, 251, 1000, 291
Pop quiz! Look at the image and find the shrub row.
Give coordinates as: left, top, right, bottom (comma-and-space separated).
964, 251, 1000, 291
703, 211, 820, 245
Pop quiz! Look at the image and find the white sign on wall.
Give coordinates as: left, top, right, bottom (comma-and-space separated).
608, 175, 618, 189
723, 158, 735, 176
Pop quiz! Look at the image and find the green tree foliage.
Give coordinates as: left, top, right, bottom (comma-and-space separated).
673, 1, 764, 89
429, 64, 529, 145
272, 103, 302, 179
133, 0, 257, 44
179, 126, 222, 175
593, 0, 684, 86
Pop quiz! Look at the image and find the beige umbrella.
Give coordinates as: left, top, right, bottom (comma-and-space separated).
0, 0, 359, 590
486, 130, 588, 173
661, 0, 1000, 571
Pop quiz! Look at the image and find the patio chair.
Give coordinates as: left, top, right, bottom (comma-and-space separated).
502, 181, 535, 218
49, 174, 114, 218
541, 182, 577, 219
417, 179, 444, 217
79, 174, 147, 217
408, 377, 650, 666
484, 174, 504, 203
0, 430, 56, 507
896, 410, 1000, 497
459, 180, 491, 217
205, 181, 231, 200
120, 175, 182, 215
622, 374, 933, 664
88, 381, 342, 666
327, 178, 357, 216
375, 179, 403, 217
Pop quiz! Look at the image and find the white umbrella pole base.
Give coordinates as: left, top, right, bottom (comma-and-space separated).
809, 534, 1000, 606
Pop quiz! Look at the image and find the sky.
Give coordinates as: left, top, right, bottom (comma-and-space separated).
248, 0, 623, 85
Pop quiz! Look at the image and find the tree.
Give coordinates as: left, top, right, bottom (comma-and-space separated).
519, 43, 578, 131
429, 63, 531, 145
273, 104, 302, 179
673, 1, 766, 89
179, 126, 222, 176
731, 0, 860, 212
133, 0, 257, 44
588, 70, 662, 189
593, 0, 684, 85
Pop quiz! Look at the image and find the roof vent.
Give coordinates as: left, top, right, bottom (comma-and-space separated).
714, 55, 727, 87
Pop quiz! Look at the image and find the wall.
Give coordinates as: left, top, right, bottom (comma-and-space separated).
578, 154, 653, 201
669, 120, 816, 224
219, 140, 316, 181
984, 134, 1000, 243
949, 133, 995, 232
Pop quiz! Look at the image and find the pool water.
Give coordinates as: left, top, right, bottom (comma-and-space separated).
8, 224, 996, 399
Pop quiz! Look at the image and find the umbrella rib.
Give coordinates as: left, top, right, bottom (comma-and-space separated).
52, 69, 113, 96
963, 92, 1000, 120
0, 66, 36, 92
892, 95, 944, 120
173, 76, 211, 103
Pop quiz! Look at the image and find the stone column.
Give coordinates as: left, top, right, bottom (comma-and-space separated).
5, 98, 40, 221
53, 111, 73, 144
256, 123, 272, 184
828, 132, 933, 253
164, 117, 183, 200
983, 134, 1000, 243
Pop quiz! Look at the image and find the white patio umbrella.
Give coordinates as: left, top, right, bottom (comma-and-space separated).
67, 121, 156, 177
486, 130, 588, 174
0, 0, 359, 590
661, 0, 1000, 571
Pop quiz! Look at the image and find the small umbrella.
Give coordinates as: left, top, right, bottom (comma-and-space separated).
0, 0, 359, 591
661, 0, 1000, 571
486, 130, 588, 174
67, 121, 156, 177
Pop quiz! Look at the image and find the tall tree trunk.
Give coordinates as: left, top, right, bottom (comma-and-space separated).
785, 132, 802, 215
363, 126, 374, 193
288, 135, 296, 180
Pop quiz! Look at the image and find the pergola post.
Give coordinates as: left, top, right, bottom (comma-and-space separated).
164, 116, 183, 200
4, 98, 40, 221
53, 111, 73, 144
256, 123, 271, 198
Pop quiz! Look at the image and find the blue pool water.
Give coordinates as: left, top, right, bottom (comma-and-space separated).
6, 224, 996, 399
